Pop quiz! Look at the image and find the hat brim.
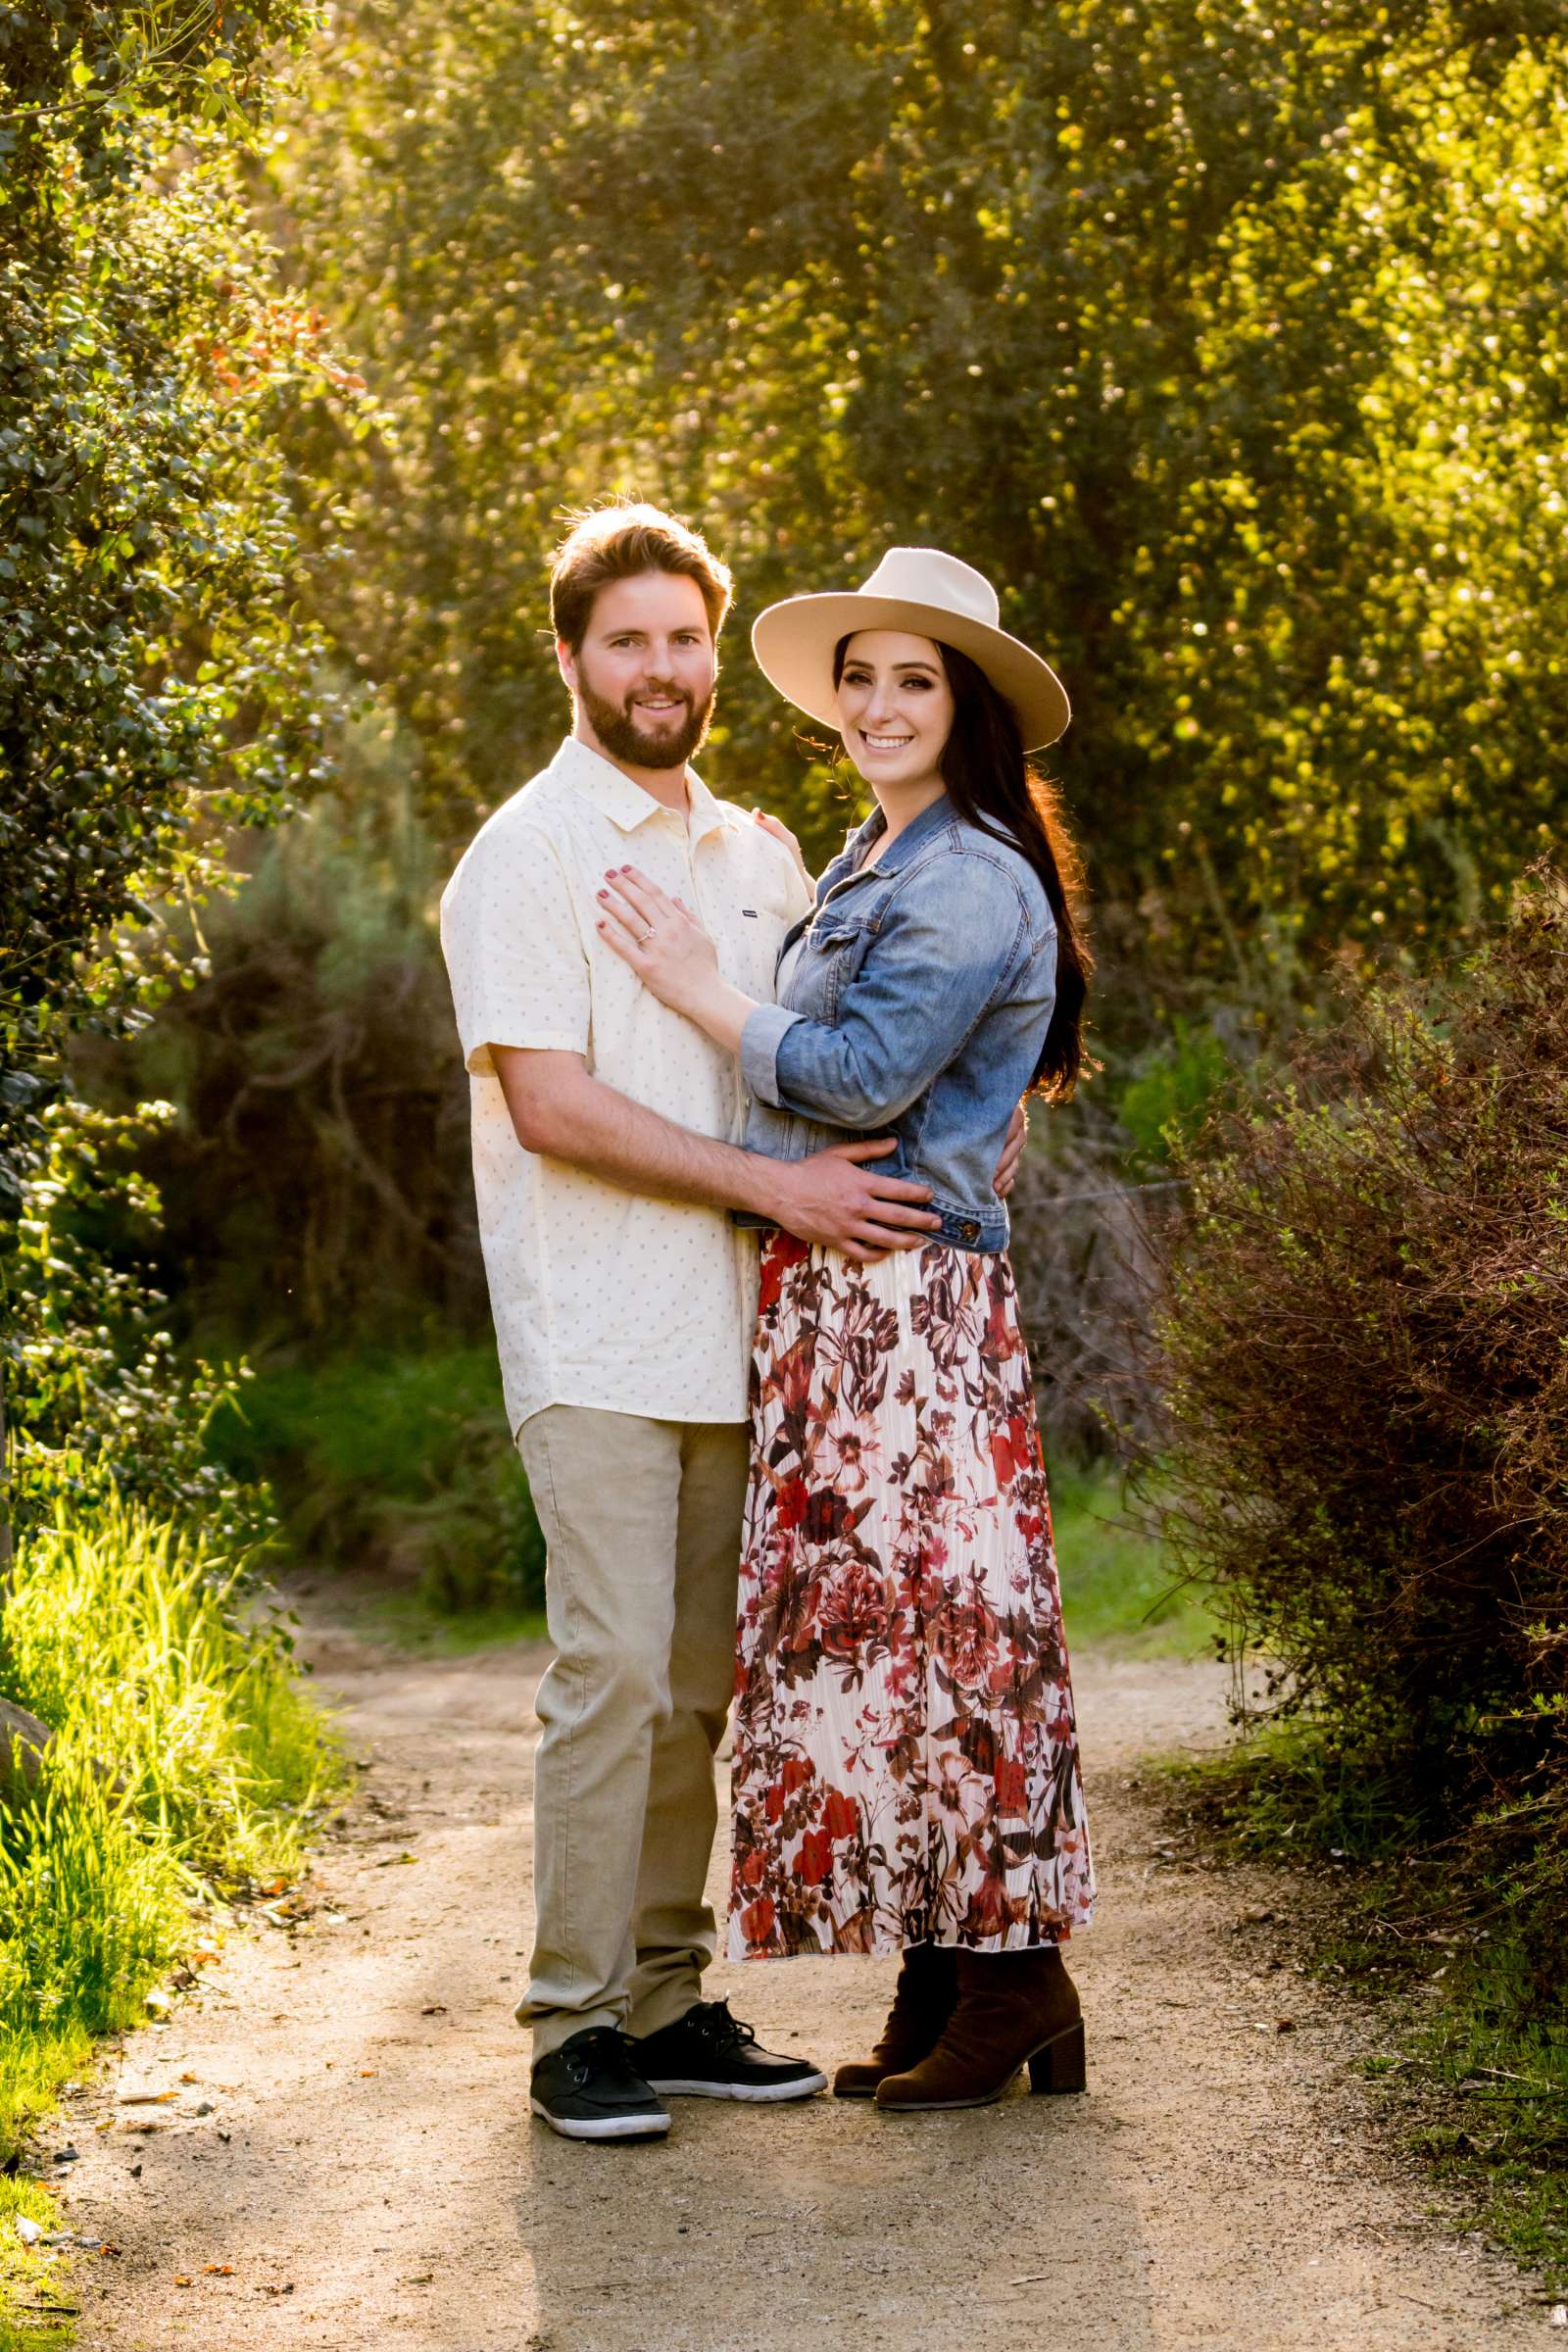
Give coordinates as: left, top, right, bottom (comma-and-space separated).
751, 592, 1070, 752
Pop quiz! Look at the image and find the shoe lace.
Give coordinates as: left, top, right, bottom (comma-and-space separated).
691, 1999, 758, 2054
566, 2028, 645, 2091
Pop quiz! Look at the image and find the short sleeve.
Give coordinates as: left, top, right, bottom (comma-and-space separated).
783, 855, 816, 928
439, 821, 590, 1076
750, 823, 816, 927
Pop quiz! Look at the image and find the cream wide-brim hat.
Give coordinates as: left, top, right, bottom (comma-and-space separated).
751, 546, 1070, 753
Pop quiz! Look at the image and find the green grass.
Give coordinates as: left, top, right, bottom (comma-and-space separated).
0, 1497, 344, 2341
358, 1587, 546, 1654
1163, 1728, 1568, 2297
1050, 1465, 1219, 1656
207, 1344, 545, 1613
1403, 1930, 1568, 2291
0, 2166, 76, 2350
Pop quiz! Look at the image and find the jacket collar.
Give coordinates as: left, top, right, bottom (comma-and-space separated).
552, 735, 724, 843
842, 789, 955, 878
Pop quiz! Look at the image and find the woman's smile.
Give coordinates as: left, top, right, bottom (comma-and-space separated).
834, 628, 956, 801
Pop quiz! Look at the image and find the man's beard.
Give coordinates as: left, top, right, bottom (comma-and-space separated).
576, 672, 714, 770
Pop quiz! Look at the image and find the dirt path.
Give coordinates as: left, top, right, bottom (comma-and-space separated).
60, 1619, 1551, 2352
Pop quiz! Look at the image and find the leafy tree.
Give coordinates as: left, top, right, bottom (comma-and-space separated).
0, 0, 348, 1546
272, 0, 1568, 1006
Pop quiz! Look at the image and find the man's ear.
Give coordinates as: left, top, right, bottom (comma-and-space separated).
556, 636, 577, 694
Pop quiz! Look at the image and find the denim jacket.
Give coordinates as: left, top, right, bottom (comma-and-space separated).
739, 792, 1057, 1252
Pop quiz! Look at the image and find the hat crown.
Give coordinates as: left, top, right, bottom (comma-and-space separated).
855, 547, 1001, 634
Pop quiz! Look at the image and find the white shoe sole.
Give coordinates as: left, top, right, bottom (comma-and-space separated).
644, 2071, 828, 2102
528, 2097, 671, 2140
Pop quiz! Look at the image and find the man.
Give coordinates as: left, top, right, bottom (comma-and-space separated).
441, 501, 1016, 2142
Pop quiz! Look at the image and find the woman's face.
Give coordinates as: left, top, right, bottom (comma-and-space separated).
834, 630, 955, 792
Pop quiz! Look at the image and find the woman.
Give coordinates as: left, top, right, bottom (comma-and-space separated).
597, 546, 1095, 2113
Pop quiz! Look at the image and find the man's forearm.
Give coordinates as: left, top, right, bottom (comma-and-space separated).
495, 1050, 781, 1219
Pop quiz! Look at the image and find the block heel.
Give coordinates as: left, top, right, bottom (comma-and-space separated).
875, 1949, 1084, 2111
1028, 2018, 1087, 2094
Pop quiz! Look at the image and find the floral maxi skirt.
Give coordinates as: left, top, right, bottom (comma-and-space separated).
728, 1233, 1095, 1960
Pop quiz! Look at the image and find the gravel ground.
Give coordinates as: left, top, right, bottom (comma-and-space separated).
53, 1621, 1554, 2351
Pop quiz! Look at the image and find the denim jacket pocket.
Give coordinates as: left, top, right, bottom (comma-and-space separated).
792, 913, 872, 1023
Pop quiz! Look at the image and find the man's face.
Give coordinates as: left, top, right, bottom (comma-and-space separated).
561, 570, 717, 771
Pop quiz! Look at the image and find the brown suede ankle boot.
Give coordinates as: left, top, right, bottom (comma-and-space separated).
873, 1945, 1084, 2112
832, 1942, 958, 2099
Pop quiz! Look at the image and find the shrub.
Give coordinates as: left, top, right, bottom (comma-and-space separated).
207, 1346, 546, 1614
1115, 1020, 1237, 1171
98, 770, 483, 1347
2, 1098, 267, 1551
1146, 867, 1568, 1897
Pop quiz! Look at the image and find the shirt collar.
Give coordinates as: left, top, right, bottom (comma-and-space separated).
552, 735, 724, 841
842, 790, 954, 877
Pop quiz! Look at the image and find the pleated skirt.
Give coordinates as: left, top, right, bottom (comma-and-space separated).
728, 1232, 1095, 1960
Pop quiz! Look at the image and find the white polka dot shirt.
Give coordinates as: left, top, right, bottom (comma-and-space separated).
439, 736, 813, 1437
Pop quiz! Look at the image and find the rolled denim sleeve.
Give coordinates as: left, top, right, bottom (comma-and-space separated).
740, 1000, 805, 1109
746, 858, 1043, 1131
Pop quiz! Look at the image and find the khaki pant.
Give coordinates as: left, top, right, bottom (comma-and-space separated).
515, 1405, 750, 2062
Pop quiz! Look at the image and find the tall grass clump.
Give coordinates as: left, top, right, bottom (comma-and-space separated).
0, 1498, 341, 2151
1145, 865, 1568, 2278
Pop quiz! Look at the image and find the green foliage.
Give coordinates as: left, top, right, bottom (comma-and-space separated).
273, 0, 1568, 989
1146, 862, 1568, 1896
2, 1098, 264, 1547
0, 2168, 74, 2351
1114, 1021, 1236, 1171
208, 1345, 546, 1614
0, 0, 361, 1554
0, 1, 321, 204
1408, 1925, 1568, 2293
0, 1495, 340, 2154
96, 741, 479, 1345
1050, 1466, 1216, 1657
0, 156, 341, 1237
5, 1499, 337, 1881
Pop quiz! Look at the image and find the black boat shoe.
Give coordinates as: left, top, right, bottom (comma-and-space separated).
633, 1999, 827, 2102
529, 2026, 671, 2141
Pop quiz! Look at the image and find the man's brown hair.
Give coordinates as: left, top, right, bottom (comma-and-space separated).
550, 501, 734, 653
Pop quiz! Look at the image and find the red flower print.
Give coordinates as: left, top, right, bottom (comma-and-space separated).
741, 1896, 777, 1945
945, 1596, 1001, 1689
966, 1883, 1013, 1939
821, 1788, 859, 1840
796, 1828, 834, 1885
960, 1718, 998, 1776
775, 1477, 810, 1531
819, 1562, 891, 1662
760, 1228, 811, 1313
726, 1240, 1094, 1961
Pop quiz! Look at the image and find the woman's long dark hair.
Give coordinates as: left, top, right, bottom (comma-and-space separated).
833, 635, 1092, 1101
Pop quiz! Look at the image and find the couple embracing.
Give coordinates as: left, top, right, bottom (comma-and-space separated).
440, 501, 1096, 2142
